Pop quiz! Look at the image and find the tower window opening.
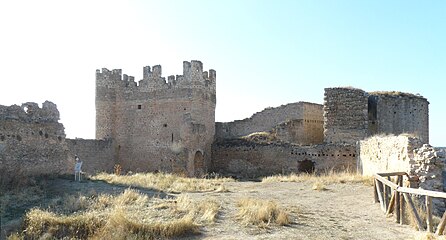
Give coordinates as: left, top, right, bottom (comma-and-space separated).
137, 105, 142, 109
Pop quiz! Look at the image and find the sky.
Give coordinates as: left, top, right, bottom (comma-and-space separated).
0, 0, 444, 146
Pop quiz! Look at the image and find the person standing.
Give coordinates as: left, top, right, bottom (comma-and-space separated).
74, 155, 83, 182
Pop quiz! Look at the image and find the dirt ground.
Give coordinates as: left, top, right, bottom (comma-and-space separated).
1, 177, 420, 240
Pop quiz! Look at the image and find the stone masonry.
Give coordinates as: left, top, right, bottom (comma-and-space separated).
216, 102, 324, 145
358, 135, 445, 213
0, 101, 71, 185
324, 87, 370, 144
0, 60, 436, 187
96, 60, 216, 176
324, 88, 429, 144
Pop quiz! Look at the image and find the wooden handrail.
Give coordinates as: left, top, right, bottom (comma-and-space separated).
373, 174, 399, 189
374, 172, 446, 235
377, 172, 409, 177
398, 187, 446, 199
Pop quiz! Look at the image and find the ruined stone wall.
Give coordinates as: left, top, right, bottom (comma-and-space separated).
358, 135, 423, 176
66, 138, 115, 174
96, 61, 216, 176
358, 135, 445, 213
272, 119, 323, 145
211, 140, 356, 178
368, 93, 429, 143
323, 87, 369, 144
358, 135, 445, 190
215, 102, 323, 144
0, 102, 71, 183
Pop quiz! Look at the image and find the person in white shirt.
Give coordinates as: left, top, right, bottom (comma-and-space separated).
74, 155, 83, 182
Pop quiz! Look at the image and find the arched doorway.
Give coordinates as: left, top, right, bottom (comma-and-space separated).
194, 151, 205, 176
298, 159, 315, 173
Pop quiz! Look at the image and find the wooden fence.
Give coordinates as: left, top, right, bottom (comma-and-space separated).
374, 172, 446, 234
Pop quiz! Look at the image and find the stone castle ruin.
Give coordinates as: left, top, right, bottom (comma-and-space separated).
0, 60, 444, 189
96, 60, 215, 175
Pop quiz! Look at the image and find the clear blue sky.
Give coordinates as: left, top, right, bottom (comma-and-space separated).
0, 0, 444, 146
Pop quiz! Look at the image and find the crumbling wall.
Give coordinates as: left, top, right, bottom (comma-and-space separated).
369, 92, 429, 143
272, 119, 323, 145
215, 102, 323, 145
0, 102, 71, 185
66, 138, 115, 174
211, 140, 356, 178
323, 87, 369, 144
358, 135, 445, 213
358, 135, 424, 175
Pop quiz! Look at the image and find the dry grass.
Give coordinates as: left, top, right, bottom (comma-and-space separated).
403, 199, 442, 232
91, 172, 234, 193
15, 189, 220, 239
369, 91, 423, 98
262, 170, 373, 186
241, 131, 278, 143
236, 198, 291, 227
413, 232, 446, 240
312, 181, 328, 191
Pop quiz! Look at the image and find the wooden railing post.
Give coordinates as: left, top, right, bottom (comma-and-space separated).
375, 172, 446, 233
436, 211, 446, 235
373, 179, 379, 203
403, 193, 424, 231
400, 192, 405, 225
426, 196, 433, 233
375, 179, 385, 212
395, 189, 400, 223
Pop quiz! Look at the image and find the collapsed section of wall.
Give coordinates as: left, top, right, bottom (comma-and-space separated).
358, 135, 445, 213
66, 138, 115, 174
0, 102, 71, 185
216, 102, 323, 145
211, 139, 356, 178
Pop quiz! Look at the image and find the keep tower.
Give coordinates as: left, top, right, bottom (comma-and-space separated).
95, 60, 216, 176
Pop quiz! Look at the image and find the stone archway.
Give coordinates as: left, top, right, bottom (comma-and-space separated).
298, 159, 315, 173
193, 151, 205, 176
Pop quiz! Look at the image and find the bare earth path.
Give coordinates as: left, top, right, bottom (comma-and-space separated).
184, 181, 419, 240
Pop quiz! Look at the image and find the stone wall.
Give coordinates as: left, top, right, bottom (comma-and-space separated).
96, 60, 216, 176
0, 102, 71, 185
211, 140, 356, 178
272, 119, 324, 145
358, 135, 445, 213
357, 135, 423, 175
66, 138, 115, 174
368, 92, 429, 143
323, 87, 369, 144
215, 102, 323, 145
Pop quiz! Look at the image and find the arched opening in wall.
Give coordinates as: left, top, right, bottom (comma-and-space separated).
298, 159, 315, 173
194, 151, 205, 176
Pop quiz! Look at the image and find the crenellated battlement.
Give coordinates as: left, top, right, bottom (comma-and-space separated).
96, 60, 216, 92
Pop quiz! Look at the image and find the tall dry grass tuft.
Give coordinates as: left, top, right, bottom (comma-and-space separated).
17, 189, 217, 239
91, 208, 199, 240
312, 181, 328, 191
262, 170, 373, 186
236, 198, 291, 227
23, 209, 103, 239
173, 195, 221, 224
91, 172, 234, 193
